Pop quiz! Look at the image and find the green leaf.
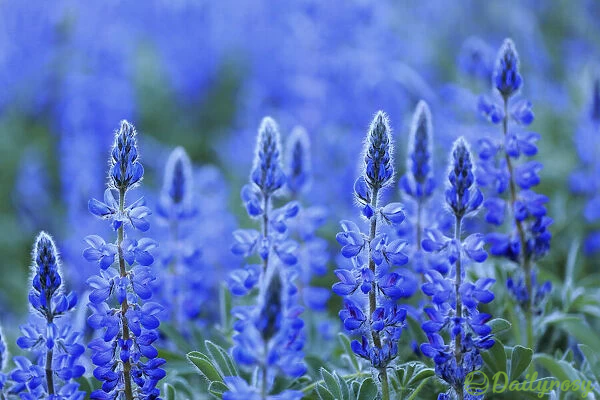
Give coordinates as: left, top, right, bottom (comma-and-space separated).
547, 315, 600, 350
209, 380, 229, 399
489, 318, 512, 335
205, 340, 238, 377
482, 339, 507, 376
163, 383, 176, 400
320, 368, 342, 400
356, 378, 377, 400
316, 384, 335, 400
534, 354, 587, 397
187, 351, 223, 383
509, 346, 533, 381
338, 333, 360, 372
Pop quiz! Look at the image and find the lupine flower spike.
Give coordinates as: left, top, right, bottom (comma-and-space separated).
571, 70, 600, 253
11, 232, 85, 399
333, 111, 416, 400
400, 101, 437, 277
420, 138, 494, 400
155, 147, 209, 329
284, 127, 330, 316
84, 120, 165, 400
225, 117, 305, 400
229, 117, 299, 295
477, 39, 552, 352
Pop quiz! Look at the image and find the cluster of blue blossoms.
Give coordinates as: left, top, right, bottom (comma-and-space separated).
570, 70, 600, 254
283, 127, 330, 315
11, 232, 85, 399
226, 117, 306, 400
476, 39, 552, 315
333, 111, 416, 399
153, 147, 212, 329
84, 121, 165, 399
420, 139, 495, 400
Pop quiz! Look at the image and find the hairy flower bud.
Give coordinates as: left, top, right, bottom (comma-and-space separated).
446, 138, 482, 218
32, 232, 62, 309
363, 111, 394, 190
493, 38, 522, 99
251, 117, 285, 196
402, 101, 434, 199
110, 120, 144, 191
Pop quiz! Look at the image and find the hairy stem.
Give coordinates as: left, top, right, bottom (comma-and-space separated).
45, 348, 54, 395
262, 193, 270, 274
454, 216, 464, 400
367, 187, 390, 400
118, 189, 134, 400
502, 99, 535, 373
261, 341, 269, 400
169, 220, 180, 329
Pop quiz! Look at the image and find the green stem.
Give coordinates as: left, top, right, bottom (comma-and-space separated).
502, 98, 535, 370
454, 216, 464, 400
262, 194, 270, 275
118, 188, 134, 400
169, 220, 180, 329
261, 341, 269, 400
45, 348, 54, 395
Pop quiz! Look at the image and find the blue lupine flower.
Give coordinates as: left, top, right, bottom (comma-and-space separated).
153, 147, 217, 329
571, 72, 600, 254
401, 101, 435, 200
507, 270, 552, 315
333, 111, 416, 400
226, 266, 305, 399
84, 120, 165, 400
285, 126, 311, 197
251, 117, 285, 196
421, 137, 494, 400
445, 138, 483, 219
157, 146, 196, 220
10, 232, 85, 399
493, 38, 522, 99
476, 39, 551, 348
226, 117, 305, 399
109, 120, 144, 191
363, 111, 394, 190
458, 36, 494, 82
230, 117, 301, 295
282, 126, 331, 314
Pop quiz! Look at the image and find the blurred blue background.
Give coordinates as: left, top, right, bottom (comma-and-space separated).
0, 0, 599, 322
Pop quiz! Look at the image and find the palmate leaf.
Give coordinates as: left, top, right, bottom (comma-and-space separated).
390, 361, 435, 399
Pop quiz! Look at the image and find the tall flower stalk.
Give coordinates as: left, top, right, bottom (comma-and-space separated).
420, 138, 494, 400
570, 70, 600, 253
11, 232, 85, 399
155, 147, 208, 329
284, 127, 330, 316
226, 117, 305, 400
84, 120, 165, 400
477, 39, 552, 353
333, 111, 415, 400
